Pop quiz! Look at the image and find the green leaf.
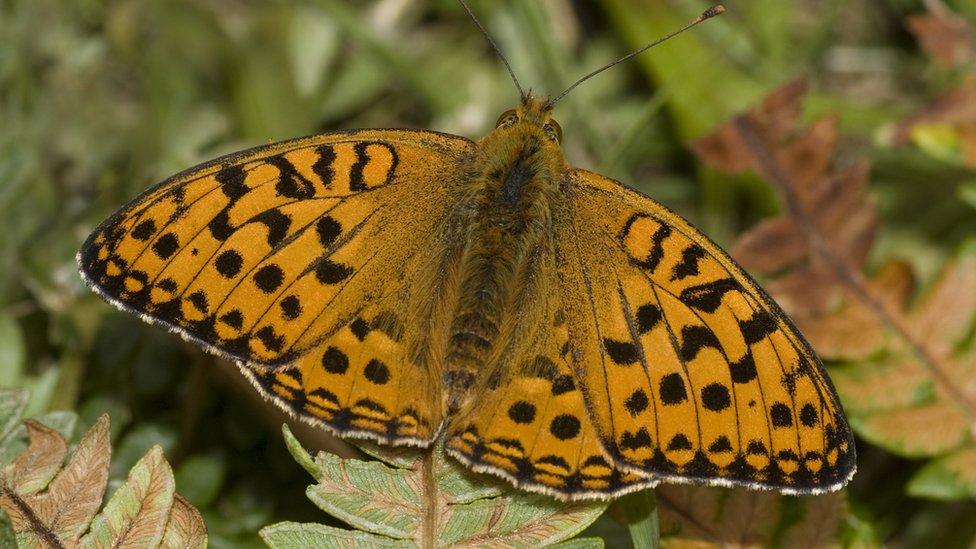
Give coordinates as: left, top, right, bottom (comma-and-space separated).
619, 490, 659, 549
0, 400, 76, 468
261, 522, 413, 548
266, 424, 608, 547
907, 445, 976, 500
550, 538, 605, 549
175, 453, 227, 509
111, 422, 178, 479
0, 389, 30, 442
0, 508, 14, 549
0, 313, 25, 384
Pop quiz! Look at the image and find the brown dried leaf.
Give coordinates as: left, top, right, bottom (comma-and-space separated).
906, 2, 974, 68
894, 78, 976, 149
731, 217, 808, 274
0, 412, 208, 547
796, 260, 915, 360
81, 445, 175, 548
689, 79, 807, 172
30, 414, 111, 543
832, 248, 976, 457
697, 81, 878, 327
160, 494, 208, 549
896, 3, 976, 167
778, 491, 848, 549
2, 421, 67, 496
692, 80, 976, 477
912, 249, 976, 355
657, 485, 845, 548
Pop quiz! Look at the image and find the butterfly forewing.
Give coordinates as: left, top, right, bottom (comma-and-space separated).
79, 129, 475, 445
562, 169, 855, 493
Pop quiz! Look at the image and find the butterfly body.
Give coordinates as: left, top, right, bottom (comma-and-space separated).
442, 97, 566, 411
79, 93, 855, 500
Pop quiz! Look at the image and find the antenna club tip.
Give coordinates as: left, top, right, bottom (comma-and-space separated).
703, 5, 726, 19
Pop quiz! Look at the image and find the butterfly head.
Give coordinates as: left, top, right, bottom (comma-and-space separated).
493, 95, 563, 145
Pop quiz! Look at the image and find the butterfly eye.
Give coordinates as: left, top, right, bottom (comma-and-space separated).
495, 109, 519, 128
543, 120, 562, 143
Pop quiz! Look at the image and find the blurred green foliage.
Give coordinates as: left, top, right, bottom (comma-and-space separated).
1, 0, 975, 546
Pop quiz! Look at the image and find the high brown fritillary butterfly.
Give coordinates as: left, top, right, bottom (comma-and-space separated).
78, 3, 854, 500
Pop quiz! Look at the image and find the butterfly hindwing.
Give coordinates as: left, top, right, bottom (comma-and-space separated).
79, 129, 475, 445
445, 288, 654, 498
561, 169, 856, 493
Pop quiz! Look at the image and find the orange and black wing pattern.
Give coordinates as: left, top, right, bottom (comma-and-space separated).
78, 129, 474, 446
558, 169, 855, 495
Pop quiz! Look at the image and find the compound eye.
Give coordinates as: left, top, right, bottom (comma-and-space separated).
495, 109, 518, 128
543, 119, 562, 143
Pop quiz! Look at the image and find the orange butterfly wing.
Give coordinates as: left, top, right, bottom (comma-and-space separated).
562, 169, 855, 493
79, 129, 474, 445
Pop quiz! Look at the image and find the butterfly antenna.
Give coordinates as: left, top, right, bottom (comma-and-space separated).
458, 0, 526, 101
548, 5, 725, 107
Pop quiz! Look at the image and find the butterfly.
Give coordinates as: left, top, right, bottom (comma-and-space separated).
77, 3, 854, 500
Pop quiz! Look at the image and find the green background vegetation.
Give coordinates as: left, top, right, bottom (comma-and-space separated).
2, 0, 976, 546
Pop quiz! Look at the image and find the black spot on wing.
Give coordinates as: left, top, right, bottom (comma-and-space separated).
771, 402, 793, 427
209, 209, 234, 241
215, 165, 248, 199
321, 346, 349, 374
363, 359, 390, 385
635, 303, 662, 334
316, 216, 342, 248
679, 279, 742, 314
152, 233, 179, 259
315, 258, 353, 284
620, 428, 652, 450
253, 209, 292, 247
132, 220, 157, 241
312, 145, 336, 187
254, 325, 284, 352
187, 291, 209, 314
549, 414, 581, 440
740, 311, 778, 344
267, 155, 315, 199
253, 264, 285, 293
280, 295, 302, 320
219, 309, 244, 329
800, 403, 819, 427
551, 375, 575, 395
624, 389, 649, 416
659, 373, 688, 405
729, 353, 758, 383
667, 433, 693, 451
508, 401, 536, 424
679, 325, 722, 361
214, 250, 243, 278
348, 142, 371, 192
633, 224, 671, 273
670, 244, 706, 281
701, 383, 731, 412
349, 317, 371, 341
708, 436, 733, 453
603, 338, 639, 365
